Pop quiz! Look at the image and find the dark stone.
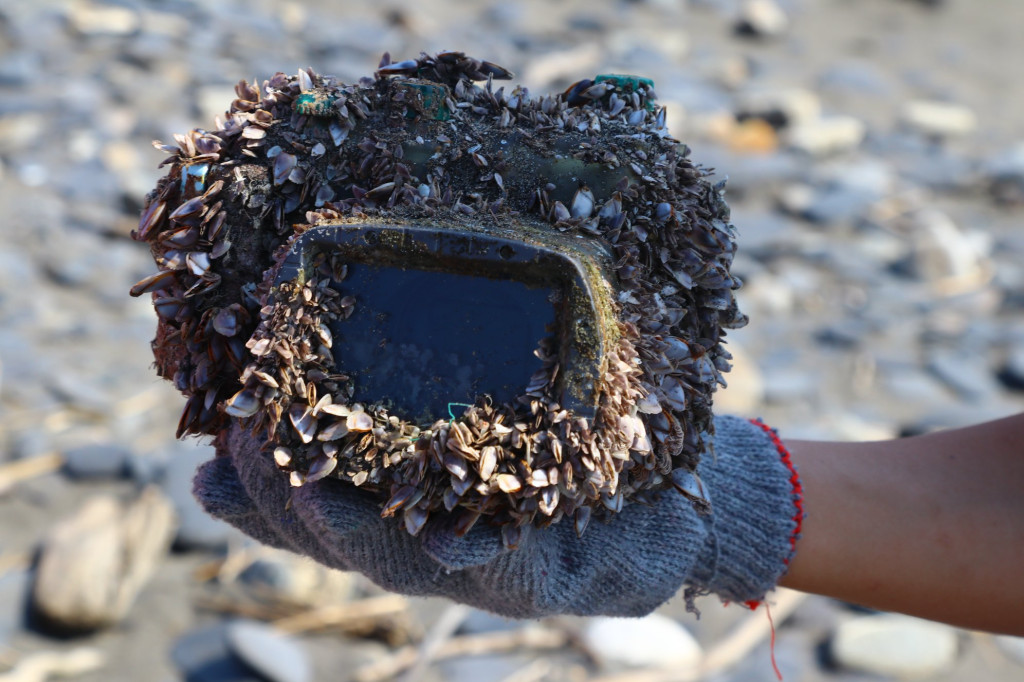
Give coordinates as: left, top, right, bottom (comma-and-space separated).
986, 144, 1024, 206
996, 347, 1024, 391
172, 622, 262, 682
62, 443, 131, 480
814, 320, 870, 349
566, 14, 606, 32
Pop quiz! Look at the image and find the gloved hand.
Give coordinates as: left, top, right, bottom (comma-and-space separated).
193, 415, 802, 618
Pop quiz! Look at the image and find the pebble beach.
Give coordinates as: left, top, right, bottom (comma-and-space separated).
2, 0, 1024, 680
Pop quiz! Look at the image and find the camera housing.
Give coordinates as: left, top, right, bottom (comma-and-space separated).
130, 52, 745, 543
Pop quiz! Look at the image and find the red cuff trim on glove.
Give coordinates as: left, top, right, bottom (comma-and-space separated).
741, 419, 805, 613
749, 419, 804, 567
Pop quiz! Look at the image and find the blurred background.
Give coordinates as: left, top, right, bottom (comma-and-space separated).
2, 0, 1024, 680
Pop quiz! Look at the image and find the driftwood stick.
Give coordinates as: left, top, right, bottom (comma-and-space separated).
193, 595, 294, 622
271, 594, 410, 634
398, 604, 470, 682
0, 647, 104, 682
0, 551, 30, 578
354, 625, 569, 682
497, 658, 557, 682
0, 453, 64, 494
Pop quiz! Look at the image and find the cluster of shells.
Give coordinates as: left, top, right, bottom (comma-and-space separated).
131, 51, 745, 546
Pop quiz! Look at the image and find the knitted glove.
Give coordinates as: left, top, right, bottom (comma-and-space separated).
194, 415, 802, 618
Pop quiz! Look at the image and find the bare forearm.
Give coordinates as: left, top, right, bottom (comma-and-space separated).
778, 414, 1024, 635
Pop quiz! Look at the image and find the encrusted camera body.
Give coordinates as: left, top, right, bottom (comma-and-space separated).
131, 52, 744, 545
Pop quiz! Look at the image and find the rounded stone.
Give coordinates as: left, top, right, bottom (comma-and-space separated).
734, 0, 789, 39
831, 614, 959, 679
226, 619, 312, 682
238, 552, 353, 608
902, 100, 977, 137
582, 613, 702, 669
0, 570, 30, 648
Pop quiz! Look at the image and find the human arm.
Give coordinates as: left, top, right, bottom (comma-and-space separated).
780, 413, 1024, 635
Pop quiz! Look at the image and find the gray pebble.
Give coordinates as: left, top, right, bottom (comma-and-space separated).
830, 614, 959, 679
801, 186, 877, 225
814, 319, 872, 349
0, 51, 42, 87
897, 150, 979, 192
161, 440, 236, 551
439, 653, 531, 682
566, 13, 606, 32
226, 620, 312, 682
0, 570, 31, 648
62, 443, 131, 480
788, 159, 893, 224
927, 350, 1001, 401
881, 366, 954, 407
730, 207, 798, 254
457, 608, 523, 635
734, 0, 789, 39
818, 158, 894, 197
761, 366, 819, 405
238, 558, 298, 596
127, 448, 170, 486
582, 614, 701, 669
985, 142, 1024, 205
817, 61, 894, 97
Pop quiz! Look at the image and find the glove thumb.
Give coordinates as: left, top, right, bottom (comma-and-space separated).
193, 456, 258, 519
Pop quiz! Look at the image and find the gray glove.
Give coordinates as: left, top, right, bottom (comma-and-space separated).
193, 415, 802, 618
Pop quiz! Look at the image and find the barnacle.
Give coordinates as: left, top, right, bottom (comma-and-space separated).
130, 52, 745, 546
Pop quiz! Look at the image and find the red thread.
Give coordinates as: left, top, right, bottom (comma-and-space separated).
765, 600, 782, 681
749, 419, 804, 565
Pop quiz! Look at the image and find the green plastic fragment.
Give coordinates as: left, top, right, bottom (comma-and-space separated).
397, 80, 451, 121
595, 74, 655, 92
595, 74, 657, 111
293, 91, 339, 117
